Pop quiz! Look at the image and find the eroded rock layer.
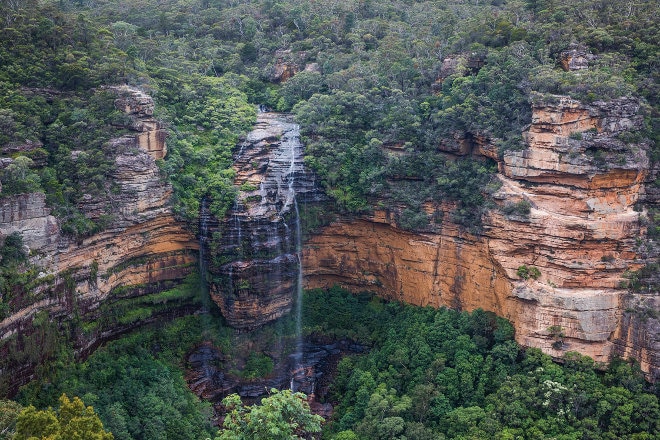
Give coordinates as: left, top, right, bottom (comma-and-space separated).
304, 96, 658, 380
0, 87, 197, 395
207, 112, 324, 329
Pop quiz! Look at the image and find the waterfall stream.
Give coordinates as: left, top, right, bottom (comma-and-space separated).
199, 197, 210, 315
279, 115, 305, 391
207, 110, 326, 393
290, 196, 304, 391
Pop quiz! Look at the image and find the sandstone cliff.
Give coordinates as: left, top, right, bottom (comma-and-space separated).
0, 87, 197, 395
303, 95, 659, 380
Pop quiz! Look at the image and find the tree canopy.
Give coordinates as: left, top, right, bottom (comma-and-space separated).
215, 389, 323, 440
1, 0, 656, 232
15, 394, 113, 440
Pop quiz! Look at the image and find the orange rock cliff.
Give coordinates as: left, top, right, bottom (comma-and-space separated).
303, 95, 659, 380
0, 87, 197, 395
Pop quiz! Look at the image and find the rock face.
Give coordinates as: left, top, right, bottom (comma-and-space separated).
304, 95, 659, 380
0, 193, 59, 250
207, 112, 324, 329
559, 44, 596, 71
110, 86, 168, 160
0, 87, 197, 396
304, 212, 511, 311
487, 96, 650, 367
269, 50, 300, 83
611, 293, 660, 378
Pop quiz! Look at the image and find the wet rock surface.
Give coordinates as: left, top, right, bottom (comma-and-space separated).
207, 112, 325, 329
186, 337, 365, 422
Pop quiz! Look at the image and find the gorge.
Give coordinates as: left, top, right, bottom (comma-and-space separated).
0, 0, 658, 437
0, 88, 658, 399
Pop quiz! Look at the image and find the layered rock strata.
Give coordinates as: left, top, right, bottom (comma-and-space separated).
0, 87, 197, 395
304, 96, 658, 380
207, 112, 324, 329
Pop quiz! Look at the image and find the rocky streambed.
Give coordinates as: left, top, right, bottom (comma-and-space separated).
185, 335, 366, 422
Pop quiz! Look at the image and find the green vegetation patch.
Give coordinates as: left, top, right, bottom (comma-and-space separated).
241, 352, 275, 380
16, 314, 230, 440
157, 74, 257, 225
305, 287, 659, 440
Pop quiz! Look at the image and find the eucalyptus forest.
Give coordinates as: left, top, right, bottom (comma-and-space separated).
0, 0, 658, 439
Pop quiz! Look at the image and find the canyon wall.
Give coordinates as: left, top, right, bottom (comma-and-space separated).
304, 96, 659, 380
0, 87, 198, 395
1, 90, 656, 395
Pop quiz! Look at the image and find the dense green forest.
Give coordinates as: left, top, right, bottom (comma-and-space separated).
306, 288, 660, 439
2, 287, 658, 439
1, 0, 659, 439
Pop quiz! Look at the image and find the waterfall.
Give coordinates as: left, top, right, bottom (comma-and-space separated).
291, 197, 303, 391
211, 111, 316, 390
199, 197, 210, 314
233, 201, 242, 258
281, 118, 304, 391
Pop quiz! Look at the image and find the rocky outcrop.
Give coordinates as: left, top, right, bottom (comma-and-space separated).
0, 193, 59, 250
434, 52, 487, 87
268, 50, 319, 83
207, 112, 324, 329
559, 44, 596, 71
304, 95, 658, 379
269, 50, 300, 83
485, 96, 650, 369
0, 87, 197, 396
109, 86, 168, 160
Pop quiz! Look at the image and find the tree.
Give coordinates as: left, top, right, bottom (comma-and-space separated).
0, 232, 27, 265
215, 389, 322, 440
15, 394, 113, 440
0, 400, 23, 440
0, 156, 41, 196
355, 384, 411, 440
279, 71, 325, 110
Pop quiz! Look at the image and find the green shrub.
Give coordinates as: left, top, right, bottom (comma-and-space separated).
517, 265, 541, 280
502, 200, 532, 218
0, 156, 42, 196
242, 352, 274, 379
397, 208, 429, 231
0, 232, 27, 265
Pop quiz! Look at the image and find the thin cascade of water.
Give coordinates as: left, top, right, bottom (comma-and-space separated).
228, 265, 233, 297
291, 196, 303, 391
199, 197, 210, 314
281, 120, 305, 392
259, 181, 266, 206
233, 202, 242, 258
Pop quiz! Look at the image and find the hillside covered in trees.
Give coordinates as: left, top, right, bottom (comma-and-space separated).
1, 0, 657, 230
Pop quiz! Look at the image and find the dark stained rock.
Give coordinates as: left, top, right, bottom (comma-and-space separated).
207, 112, 325, 330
